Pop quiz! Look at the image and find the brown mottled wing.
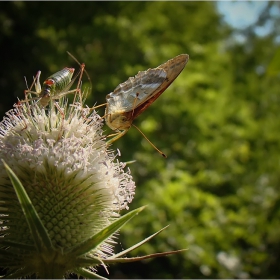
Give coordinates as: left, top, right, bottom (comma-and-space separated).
106, 68, 167, 115
132, 54, 189, 119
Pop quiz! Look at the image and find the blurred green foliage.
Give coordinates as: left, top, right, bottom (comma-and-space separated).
0, 1, 280, 278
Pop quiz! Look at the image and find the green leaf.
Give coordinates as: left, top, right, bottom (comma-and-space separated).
67, 206, 146, 256
109, 225, 170, 259
267, 47, 280, 76
0, 248, 22, 258
75, 255, 103, 267
104, 249, 188, 264
1, 267, 35, 279
2, 160, 54, 255
74, 267, 108, 279
0, 240, 36, 252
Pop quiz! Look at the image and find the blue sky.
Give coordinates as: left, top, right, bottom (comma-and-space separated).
216, 1, 267, 29
216, 1, 279, 39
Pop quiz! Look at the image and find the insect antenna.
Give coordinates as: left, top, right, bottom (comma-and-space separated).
24, 76, 29, 90
25, 70, 40, 91
129, 93, 166, 157
132, 124, 167, 158
72, 63, 85, 103
53, 102, 65, 141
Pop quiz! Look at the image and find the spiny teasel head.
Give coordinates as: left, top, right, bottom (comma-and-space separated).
0, 98, 136, 278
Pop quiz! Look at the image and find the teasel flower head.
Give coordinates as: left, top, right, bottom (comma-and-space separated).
0, 97, 137, 279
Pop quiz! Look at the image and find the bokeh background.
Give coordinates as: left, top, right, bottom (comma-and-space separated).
1, 1, 280, 278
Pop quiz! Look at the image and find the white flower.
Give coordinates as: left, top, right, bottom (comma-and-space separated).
0, 98, 135, 278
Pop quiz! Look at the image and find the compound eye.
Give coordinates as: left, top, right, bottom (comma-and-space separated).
121, 116, 127, 122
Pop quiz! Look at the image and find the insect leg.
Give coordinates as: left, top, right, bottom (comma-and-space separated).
53, 102, 65, 141
50, 88, 80, 100
67, 51, 92, 103
24, 71, 41, 97
22, 71, 42, 104
74, 63, 85, 104
106, 129, 129, 145
14, 102, 29, 131
90, 103, 108, 111
20, 95, 42, 103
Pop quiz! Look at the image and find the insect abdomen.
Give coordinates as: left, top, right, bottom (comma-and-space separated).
44, 67, 75, 95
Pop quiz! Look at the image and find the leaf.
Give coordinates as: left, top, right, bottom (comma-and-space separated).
67, 206, 146, 256
267, 47, 280, 76
104, 249, 188, 264
0, 240, 36, 252
75, 255, 103, 267
109, 225, 170, 259
0, 248, 22, 258
1, 267, 35, 279
2, 160, 54, 255
74, 267, 108, 280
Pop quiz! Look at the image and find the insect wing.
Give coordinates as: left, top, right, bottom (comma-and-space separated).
132, 54, 189, 119
106, 68, 167, 116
